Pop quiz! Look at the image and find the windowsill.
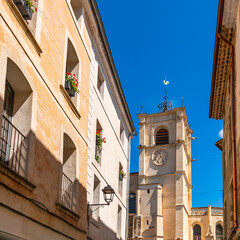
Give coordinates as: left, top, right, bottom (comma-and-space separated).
60, 85, 81, 119
0, 161, 36, 191
56, 202, 80, 220
5, 0, 42, 55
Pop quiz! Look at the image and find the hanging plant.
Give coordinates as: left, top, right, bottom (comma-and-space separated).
25, 0, 37, 13
65, 73, 80, 97
95, 130, 106, 163
119, 169, 126, 181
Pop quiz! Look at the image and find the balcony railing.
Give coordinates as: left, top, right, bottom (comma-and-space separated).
60, 173, 76, 212
193, 236, 201, 240
0, 115, 27, 176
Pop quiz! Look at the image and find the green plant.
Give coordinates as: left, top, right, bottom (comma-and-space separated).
119, 169, 126, 179
95, 155, 99, 163
25, 0, 37, 13
65, 73, 80, 93
95, 131, 106, 163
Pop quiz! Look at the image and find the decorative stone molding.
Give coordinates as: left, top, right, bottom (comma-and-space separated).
60, 85, 81, 119
0, 161, 36, 191
56, 202, 80, 221
191, 207, 223, 216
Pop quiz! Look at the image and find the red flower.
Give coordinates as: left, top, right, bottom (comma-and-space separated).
104, 141, 106, 143
35, 8, 37, 12
73, 74, 75, 76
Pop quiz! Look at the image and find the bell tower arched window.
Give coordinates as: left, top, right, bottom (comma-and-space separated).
193, 224, 201, 240
156, 129, 168, 145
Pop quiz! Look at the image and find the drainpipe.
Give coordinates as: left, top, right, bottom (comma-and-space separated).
217, 33, 238, 233
125, 131, 136, 240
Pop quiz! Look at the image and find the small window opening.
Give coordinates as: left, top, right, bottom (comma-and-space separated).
156, 128, 169, 145
118, 163, 123, 196
117, 205, 122, 237
97, 67, 104, 99
95, 120, 103, 164
147, 189, 150, 194
120, 122, 124, 146
70, 0, 84, 30
61, 133, 77, 212
92, 175, 100, 219
65, 40, 80, 105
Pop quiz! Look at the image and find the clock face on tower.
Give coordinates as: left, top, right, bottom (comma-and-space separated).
152, 149, 168, 166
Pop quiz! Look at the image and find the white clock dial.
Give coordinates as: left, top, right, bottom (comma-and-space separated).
152, 149, 168, 166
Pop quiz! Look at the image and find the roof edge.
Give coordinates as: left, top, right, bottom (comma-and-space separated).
89, 0, 136, 135
209, 0, 225, 118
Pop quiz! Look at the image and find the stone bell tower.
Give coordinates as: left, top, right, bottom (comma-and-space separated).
136, 99, 193, 239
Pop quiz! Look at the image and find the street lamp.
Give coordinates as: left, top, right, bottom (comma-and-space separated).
102, 185, 115, 204
87, 185, 115, 217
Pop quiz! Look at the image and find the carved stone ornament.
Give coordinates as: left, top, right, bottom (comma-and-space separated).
152, 149, 168, 166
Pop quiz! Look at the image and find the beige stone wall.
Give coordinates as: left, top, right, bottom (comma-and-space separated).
0, 0, 91, 239
129, 108, 223, 240
189, 207, 223, 240
221, 1, 240, 239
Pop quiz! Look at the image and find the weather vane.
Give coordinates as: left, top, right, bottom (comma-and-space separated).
158, 75, 172, 112
181, 97, 184, 107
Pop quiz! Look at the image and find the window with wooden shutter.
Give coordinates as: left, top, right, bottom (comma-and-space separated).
156, 129, 168, 145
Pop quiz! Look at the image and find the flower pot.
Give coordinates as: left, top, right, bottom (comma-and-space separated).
119, 174, 123, 181
13, 0, 32, 20
65, 81, 75, 97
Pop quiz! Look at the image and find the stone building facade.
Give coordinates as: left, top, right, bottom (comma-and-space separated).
0, 0, 135, 239
128, 107, 223, 240
209, 0, 240, 239
85, 1, 136, 240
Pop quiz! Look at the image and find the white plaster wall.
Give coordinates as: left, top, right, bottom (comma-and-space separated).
87, 43, 130, 239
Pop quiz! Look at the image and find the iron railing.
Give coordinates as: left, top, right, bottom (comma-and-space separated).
0, 115, 27, 176
60, 173, 76, 212
193, 236, 201, 240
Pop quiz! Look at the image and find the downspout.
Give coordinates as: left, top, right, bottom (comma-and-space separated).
125, 131, 136, 240
217, 33, 238, 232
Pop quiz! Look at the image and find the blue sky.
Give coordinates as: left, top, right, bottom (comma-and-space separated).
96, 0, 223, 207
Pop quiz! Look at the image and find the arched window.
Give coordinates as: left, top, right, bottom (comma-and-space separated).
129, 193, 136, 213
216, 224, 223, 240
65, 39, 80, 106
156, 129, 168, 145
193, 224, 201, 240
0, 59, 33, 178
60, 133, 77, 212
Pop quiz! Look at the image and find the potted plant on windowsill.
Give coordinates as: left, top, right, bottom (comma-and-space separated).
119, 169, 126, 181
13, 0, 37, 20
95, 130, 106, 163
65, 72, 80, 97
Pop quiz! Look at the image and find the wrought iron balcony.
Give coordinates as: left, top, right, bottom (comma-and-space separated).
0, 115, 27, 176
60, 173, 76, 212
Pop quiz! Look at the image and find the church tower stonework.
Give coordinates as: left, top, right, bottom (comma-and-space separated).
128, 106, 223, 240
137, 107, 192, 240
